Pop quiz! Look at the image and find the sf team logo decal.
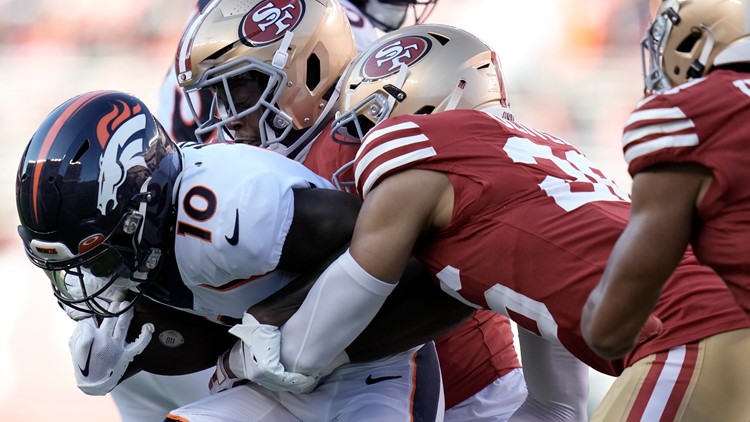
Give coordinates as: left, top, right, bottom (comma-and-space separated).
240, 0, 305, 46
362, 36, 432, 80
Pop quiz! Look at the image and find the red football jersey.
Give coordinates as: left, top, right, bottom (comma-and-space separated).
305, 123, 520, 407
354, 109, 750, 376
623, 69, 750, 315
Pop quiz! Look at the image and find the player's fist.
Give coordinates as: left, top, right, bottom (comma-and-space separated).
227, 313, 319, 394
638, 314, 663, 341
208, 351, 246, 394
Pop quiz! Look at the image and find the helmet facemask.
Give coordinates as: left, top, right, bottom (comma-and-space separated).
331, 92, 391, 146
331, 64, 410, 191
185, 57, 291, 148
24, 210, 162, 318
642, 1, 684, 93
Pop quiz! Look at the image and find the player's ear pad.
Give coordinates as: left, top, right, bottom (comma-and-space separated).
126, 297, 237, 375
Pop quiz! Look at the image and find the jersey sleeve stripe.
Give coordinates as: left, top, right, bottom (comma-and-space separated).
355, 133, 430, 183
360, 147, 437, 197
623, 134, 700, 164
355, 120, 421, 160
622, 119, 696, 148
624, 107, 688, 126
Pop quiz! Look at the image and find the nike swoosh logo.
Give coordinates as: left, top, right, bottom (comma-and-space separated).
78, 343, 94, 377
225, 209, 240, 246
365, 374, 402, 385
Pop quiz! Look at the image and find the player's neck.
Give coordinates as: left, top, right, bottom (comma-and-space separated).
476, 103, 514, 121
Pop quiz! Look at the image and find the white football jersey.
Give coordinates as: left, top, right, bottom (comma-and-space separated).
173, 143, 333, 320
339, 0, 381, 52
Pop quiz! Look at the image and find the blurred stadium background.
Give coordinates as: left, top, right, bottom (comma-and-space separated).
0, 0, 655, 420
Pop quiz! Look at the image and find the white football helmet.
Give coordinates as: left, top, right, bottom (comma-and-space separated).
331, 23, 511, 146
175, 0, 356, 157
329, 24, 511, 190
642, 0, 750, 93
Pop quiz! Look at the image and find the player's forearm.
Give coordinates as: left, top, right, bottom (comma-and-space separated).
581, 280, 646, 359
248, 268, 325, 327
346, 258, 475, 362
250, 240, 352, 327
279, 250, 397, 375
582, 237, 665, 358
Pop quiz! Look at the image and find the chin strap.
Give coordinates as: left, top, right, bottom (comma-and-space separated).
273, 31, 294, 69
444, 79, 466, 111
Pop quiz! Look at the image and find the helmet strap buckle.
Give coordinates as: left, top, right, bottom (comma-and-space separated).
122, 212, 143, 235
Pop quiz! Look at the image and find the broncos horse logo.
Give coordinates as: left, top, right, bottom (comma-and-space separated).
96, 101, 148, 216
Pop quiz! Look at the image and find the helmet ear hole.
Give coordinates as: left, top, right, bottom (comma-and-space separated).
415, 105, 435, 115
306, 53, 321, 91
676, 28, 703, 53
428, 32, 450, 46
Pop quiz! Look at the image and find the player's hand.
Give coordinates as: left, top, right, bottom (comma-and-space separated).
68, 301, 154, 395
208, 350, 246, 394
227, 313, 319, 394
638, 314, 663, 341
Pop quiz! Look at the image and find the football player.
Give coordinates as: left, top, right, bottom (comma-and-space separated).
582, 0, 750, 361
57, 0, 443, 421
17, 86, 461, 421
16, 2, 467, 421
234, 23, 750, 421
174, 0, 590, 420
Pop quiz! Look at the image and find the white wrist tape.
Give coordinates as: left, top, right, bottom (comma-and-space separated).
280, 249, 396, 374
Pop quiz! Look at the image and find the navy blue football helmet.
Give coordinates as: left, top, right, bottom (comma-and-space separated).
16, 91, 182, 317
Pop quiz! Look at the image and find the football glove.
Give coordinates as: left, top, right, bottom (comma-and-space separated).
226, 313, 319, 394
68, 300, 154, 395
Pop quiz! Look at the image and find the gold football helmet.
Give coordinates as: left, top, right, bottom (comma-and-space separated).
175, 0, 356, 156
331, 23, 511, 146
642, 0, 750, 93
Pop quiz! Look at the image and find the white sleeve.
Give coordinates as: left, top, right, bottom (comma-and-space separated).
509, 328, 589, 422
278, 250, 397, 375
338, 0, 381, 51
175, 169, 294, 285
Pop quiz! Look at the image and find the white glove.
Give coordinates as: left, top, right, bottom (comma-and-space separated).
60, 271, 127, 320
68, 301, 154, 395
227, 313, 319, 394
